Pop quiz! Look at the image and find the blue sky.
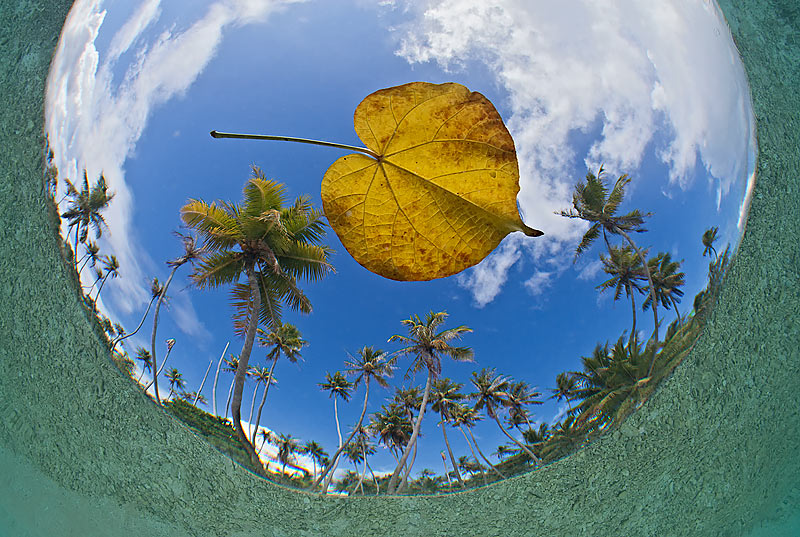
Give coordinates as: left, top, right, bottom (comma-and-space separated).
46, 0, 756, 480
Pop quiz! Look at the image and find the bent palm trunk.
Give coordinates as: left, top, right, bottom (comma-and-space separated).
389, 371, 432, 494
251, 358, 279, 445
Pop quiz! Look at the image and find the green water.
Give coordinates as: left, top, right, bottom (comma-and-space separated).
0, 1, 798, 535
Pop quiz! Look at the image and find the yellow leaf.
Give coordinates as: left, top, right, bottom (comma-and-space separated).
321, 81, 543, 281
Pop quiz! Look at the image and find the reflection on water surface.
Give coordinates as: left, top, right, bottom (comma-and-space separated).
44, 0, 755, 494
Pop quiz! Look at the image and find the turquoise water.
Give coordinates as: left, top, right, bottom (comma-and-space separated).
0, 1, 798, 536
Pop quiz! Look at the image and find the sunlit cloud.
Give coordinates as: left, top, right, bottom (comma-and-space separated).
393, 0, 753, 305
45, 0, 305, 316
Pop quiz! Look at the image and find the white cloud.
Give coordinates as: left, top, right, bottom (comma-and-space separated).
456, 235, 522, 307
393, 0, 753, 305
45, 0, 304, 317
577, 259, 603, 282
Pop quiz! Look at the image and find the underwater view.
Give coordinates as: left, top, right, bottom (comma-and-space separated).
39, 0, 758, 495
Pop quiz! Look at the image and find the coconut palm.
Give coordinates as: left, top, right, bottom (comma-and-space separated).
318, 347, 393, 492
370, 403, 412, 462
316, 372, 352, 489
179, 391, 207, 406
550, 372, 580, 415
164, 368, 186, 400
301, 440, 328, 482
144, 338, 176, 397
702, 226, 719, 260
246, 365, 278, 443
257, 429, 274, 456
133, 346, 152, 383
458, 455, 483, 480
77, 240, 100, 274
150, 233, 204, 406
470, 368, 541, 466
558, 166, 660, 346
182, 168, 332, 468
643, 252, 686, 330
597, 245, 647, 339
430, 377, 467, 489
93, 254, 119, 302
111, 278, 162, 352
251, 323, 307, 444
60, 170, 114, 264
210, 341, 231, 417
392, 386, 425, 490
385, 311, 473, 494
540, 416, 589, 462
450, 403, 502, 483
221, 355, 240, 420
275, 433, 299, 475
504, 379, 543, 434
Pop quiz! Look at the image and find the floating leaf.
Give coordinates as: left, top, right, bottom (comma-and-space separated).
321, 81, 542, 281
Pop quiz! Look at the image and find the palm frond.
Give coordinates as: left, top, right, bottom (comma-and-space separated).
191, 251, 244, 289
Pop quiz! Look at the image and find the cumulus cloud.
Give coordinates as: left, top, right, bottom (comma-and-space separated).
392, 0, 753, 305
45, 0, 304, 316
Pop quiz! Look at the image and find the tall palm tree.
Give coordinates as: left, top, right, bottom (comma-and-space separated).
182, 168, 332, 467
643, 252, 686, 333
144, 338, 176, 397
210, 341, 231, 417
504, 379, 542, 434
450, 403, 503, 482
110, 278, 162, 352
430, 377, 466, 489
251, 323, 307, 444
385, 311, 473, 494
93, 254, 119, 302
247, 365, 279, 444
318, 347, 393, 492
558, 166, 660, 346
370, 403, 412, 463
702, 226, 719, 260
164, 367, 186, 401
470, 368, 541, 466
60, 170, 114, 264
392, 386, 425, 491
318, 371, 352, 482
133, 346, 152, 383
550, 372, 580, 415
77, 240, 100, 274
275, 433, 299, 475
222, 355, 239, 421
597, 246, 646, 340
257, 429, 274, 456
301, 440, 328, 483
150, 232, 203, 406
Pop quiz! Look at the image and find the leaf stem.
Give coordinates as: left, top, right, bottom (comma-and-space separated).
210, 130, 380, 159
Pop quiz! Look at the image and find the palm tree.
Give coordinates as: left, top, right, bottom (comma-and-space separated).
597, 246, 646, 340
182, 168, 333, 467
643, 252, 686, 332
164, 368, 186, 400
558, 166, 660, 346
275, 433, 299, 475
370, 403, 412, 463
150, 233, 203, 406
93, 254, 120, 302
450, 403, 502, 483
210, 341, 231, 417
470, 368, 541, 466
301, 440, 328, 482
540, 416, 589, 462
77, 240, 100, 274
257, 429, 274, 456
318, 347, 393, 492
246, 365, 278, 443
392, 386, 425, 491
550, 372, 580, 415
133, 346, 152, 383
458, 455, 483, 480
179, 391, 208, 406
251, 323, 307, 445
144, 338, 176, 397
318, 371, 352, 484
110, 278, 162, 352
221, 355, 240, 420
505, 379, 543, 434
430, 377, 466, 489
60, 170, 114, 264
385, 311, 473, 494
702, 226, 719, 260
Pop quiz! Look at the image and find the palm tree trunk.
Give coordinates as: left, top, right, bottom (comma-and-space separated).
110, 297, 156, 352
230, 263, 265, 473
366, 459, 379, 495
148, 264, 180, 405
224, 376, 235, 420
355, 445, 368, 494
459, 426, 488, 485
441, 452, 451, 487
397, 439, 418, 493
440, 414, 465, 488
93, 272, 110, 302
211, 342, 230, 416
629, 287, 637, 344
616, 228, 660, 368
251, 358, 279, 445
247, 379, 261, 437
319, 379, 371, 493
194, 359, 213, 406
466, 426, 506, 480
491, 407, 541, 466
388, 370, 432, 494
